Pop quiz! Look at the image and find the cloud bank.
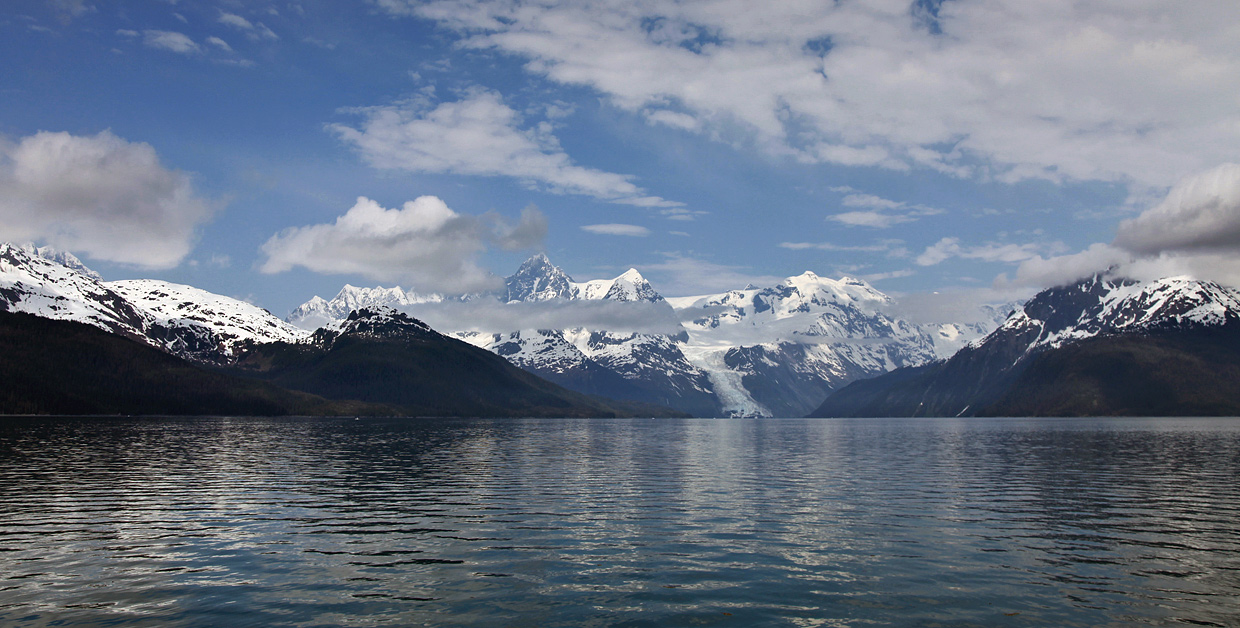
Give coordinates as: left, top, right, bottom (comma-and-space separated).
0, 130, 213, 268
1005, 163, 1240, 289
404, 298, 685, 336
1114, 163, 1240, 255
384, 0, 1240, 191
330, 89, 680, 207
259, 196, 546, 294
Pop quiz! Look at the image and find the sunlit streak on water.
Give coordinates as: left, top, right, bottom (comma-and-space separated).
1, 417, 1238, 627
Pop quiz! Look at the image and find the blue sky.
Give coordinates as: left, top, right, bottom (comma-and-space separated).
3, 0, 1240, 320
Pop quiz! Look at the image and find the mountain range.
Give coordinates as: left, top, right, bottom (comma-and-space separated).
0, 243, 681, 418
811, 275, 1240, 417
289, 253, 1010, 417
7, 240, 1236, 418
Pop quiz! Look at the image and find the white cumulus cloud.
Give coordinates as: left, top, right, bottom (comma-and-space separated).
259, 196, 546, 294
329, 89, 681, 207
0, 130, 214, 268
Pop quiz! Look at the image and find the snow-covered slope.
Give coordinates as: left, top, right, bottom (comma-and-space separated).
668, 272, 944, 416
108, 279, 308, 359
0, 242, 308, 363
988, 275, 1240, 361
0, 242, 156, 341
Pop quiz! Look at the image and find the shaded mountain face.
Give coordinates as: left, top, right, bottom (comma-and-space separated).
288, 254, 1010, 417
228, 306, 687, 418
0, 310, 389, 417
0, 243, 307, 364
811, 275, 1240, 417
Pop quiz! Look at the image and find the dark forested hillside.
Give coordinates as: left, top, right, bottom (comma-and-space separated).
811, 325, 1240, 417
226, 308, 687, 418
0, 311, 390, 416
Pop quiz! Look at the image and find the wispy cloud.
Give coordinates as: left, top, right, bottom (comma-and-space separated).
143, 30, 200, 54
641, 253, 784, 296
916, 237, 1064, 267
218, 11, 278, 41
828, 190, 942, 228
330, 89, 682, 208
779, 240, 909, 257
405, 299, 685, 336
581, 223, 650, 237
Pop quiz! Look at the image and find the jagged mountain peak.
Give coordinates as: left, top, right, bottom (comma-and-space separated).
569, 267, 665, 303
334, 284, 411, 302
603, 268, 663, 303
505, 252, 576, 302
616, 268, 644, 282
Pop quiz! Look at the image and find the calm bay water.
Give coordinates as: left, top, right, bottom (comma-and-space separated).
0, 417, 1238, 627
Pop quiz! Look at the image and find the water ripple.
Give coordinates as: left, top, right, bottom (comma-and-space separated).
0, 416, 1238, 627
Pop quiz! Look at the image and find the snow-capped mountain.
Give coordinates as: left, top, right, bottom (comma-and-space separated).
109, 279, 308, 356
996, 275, 1240, 356
812, 274, 1240, 417
0, 242, 308, 363
504, 253, 577, 302
503, 253, 666, 304
287, 284, 444, 330
667, 271, 944, 417
309, 305, 441, 348
479, 257, 719, 416
287, 253, 1008, 417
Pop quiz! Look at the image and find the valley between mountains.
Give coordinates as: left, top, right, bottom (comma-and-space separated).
3, 241, 1239, 417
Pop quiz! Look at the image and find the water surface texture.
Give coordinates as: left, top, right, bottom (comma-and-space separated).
1, 417, 1238, 627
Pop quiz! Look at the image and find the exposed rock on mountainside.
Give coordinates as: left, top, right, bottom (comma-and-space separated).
811, 275, 1240, 417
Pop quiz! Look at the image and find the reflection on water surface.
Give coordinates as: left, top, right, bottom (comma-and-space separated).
1, 417, 1238, 627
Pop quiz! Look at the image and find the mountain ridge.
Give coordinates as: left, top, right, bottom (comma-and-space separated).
811, 275, 1240, 417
